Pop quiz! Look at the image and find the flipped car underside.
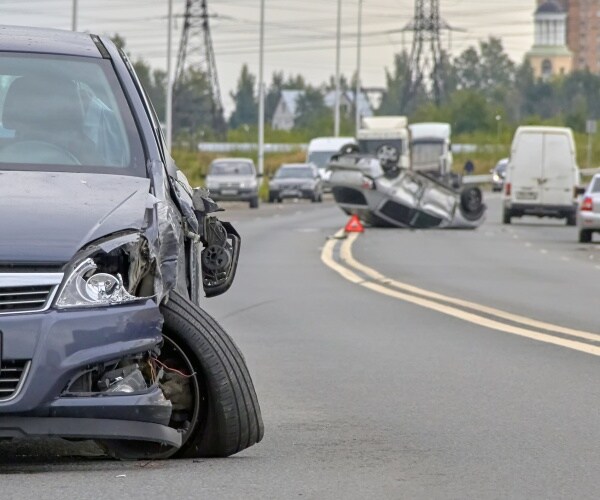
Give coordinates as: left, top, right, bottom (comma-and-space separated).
329, 153, 486, 229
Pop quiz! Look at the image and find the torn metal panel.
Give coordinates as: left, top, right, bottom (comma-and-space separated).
329, 153, 486, 229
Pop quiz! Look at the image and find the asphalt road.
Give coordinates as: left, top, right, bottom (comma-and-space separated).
2, 194, 599, 499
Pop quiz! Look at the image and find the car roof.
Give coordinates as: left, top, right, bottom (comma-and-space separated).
0, 25, 102, 58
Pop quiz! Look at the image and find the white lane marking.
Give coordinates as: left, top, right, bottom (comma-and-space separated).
360, 281, 600, 357
525, 242, 533, 248
321, 232, 600, 355
540, 249, 548, 255
513, 234, 520, 240
561, 257, 571, 262
339, 233, 600, 344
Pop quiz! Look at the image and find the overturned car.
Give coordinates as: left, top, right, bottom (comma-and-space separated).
330, 155, 486, 229
0, 26, 262, 459
329, 117, 485, 229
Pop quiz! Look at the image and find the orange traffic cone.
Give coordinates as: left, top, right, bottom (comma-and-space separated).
345, 214, 364, 233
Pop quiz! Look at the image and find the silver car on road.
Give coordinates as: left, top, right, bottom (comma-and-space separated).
578, 173, 600, 242
206, 158, 260, 209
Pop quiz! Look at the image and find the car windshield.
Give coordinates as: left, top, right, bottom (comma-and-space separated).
0, 53, 145, 175
495, 162, 507, 174
276, 167, 313, 179
308, 151, 335, 169
412, 141, 444, 167
591, 177, 600, 193
210, 161, 254, 176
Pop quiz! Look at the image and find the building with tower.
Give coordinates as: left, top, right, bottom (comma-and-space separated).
527, 1, 572, 79
536, 0, 600, 73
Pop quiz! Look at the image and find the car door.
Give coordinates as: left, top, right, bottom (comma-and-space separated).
541, 132, 574, 207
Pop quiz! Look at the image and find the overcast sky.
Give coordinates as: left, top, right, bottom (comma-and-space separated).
1, 0, 536, 114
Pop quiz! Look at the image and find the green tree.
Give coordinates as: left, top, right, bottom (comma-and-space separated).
378, 51, 427, 115
173, 67, 215, 139
295, 86, 329, 129
454, 37, 514, 104
229, 64, 258, 129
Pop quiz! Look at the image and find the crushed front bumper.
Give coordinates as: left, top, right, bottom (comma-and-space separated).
0, 301, 180, 446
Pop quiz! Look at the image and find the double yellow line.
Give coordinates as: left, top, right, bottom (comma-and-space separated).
321, 231, 600, 357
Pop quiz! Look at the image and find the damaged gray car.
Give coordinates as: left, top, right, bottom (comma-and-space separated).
0, 26, 263, 459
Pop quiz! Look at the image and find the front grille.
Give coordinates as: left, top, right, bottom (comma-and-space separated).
0, 285, 54, 313
0, 272, 63, 315
0, 360, 29, 401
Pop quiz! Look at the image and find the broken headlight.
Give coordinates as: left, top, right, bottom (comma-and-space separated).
55, 233, 154, 309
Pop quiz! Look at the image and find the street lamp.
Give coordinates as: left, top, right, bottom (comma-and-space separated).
334, 0, 342, 137
495, 115, 502, 143
355, 0, 363, 135
258, 0, 265, 176
166, 0, 174, 150
71, 0, 78, 31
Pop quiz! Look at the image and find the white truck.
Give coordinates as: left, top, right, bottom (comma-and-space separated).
503, 126, 580, 225
356, 116, 411, 170
409, 122, 453, 179
307, 137, 356, 190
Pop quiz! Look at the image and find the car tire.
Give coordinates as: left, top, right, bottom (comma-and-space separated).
249, 196, 259, 209
579, 230, 592, 243
566, 213, 576, 226
503, 208, 511, 224
100, 291, 264, 459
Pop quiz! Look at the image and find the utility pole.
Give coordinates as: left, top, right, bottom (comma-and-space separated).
401, 0, 461, 110
258, 0, 265, 176
334, 0, 342, 137
175, 0, 225, 135
71, 0, 78, 31
166, 0, 174, 150
355, 0, 363, 135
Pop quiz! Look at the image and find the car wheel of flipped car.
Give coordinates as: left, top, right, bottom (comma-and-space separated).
100, 291, 264, 460
502, 208, 512, 225
249, 196, 259, 209
459, 186, 485, 221
579, 229, 592, 243
566, 213, 576, 226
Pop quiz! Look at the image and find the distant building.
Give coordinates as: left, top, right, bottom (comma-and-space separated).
527, 1, 572, 80
271, 89, 373, 131
537, 0, 600, 73
271, 90, 304, 131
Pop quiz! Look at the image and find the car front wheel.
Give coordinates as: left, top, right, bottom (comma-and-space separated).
100, 291, 264, 459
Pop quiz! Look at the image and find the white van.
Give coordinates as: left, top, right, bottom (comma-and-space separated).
503, 126, 580, 225
307, 137, 356, 181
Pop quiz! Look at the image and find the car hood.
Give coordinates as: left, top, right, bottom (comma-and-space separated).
206, 174, 255, 185
0, 171, 151, 266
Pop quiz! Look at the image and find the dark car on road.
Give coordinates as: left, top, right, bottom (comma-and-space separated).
0, 26, 263, 459
268, 163, 323, 203
206, 158, 260, 208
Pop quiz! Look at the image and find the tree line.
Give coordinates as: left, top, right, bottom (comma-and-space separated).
117, 34, 600, 142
